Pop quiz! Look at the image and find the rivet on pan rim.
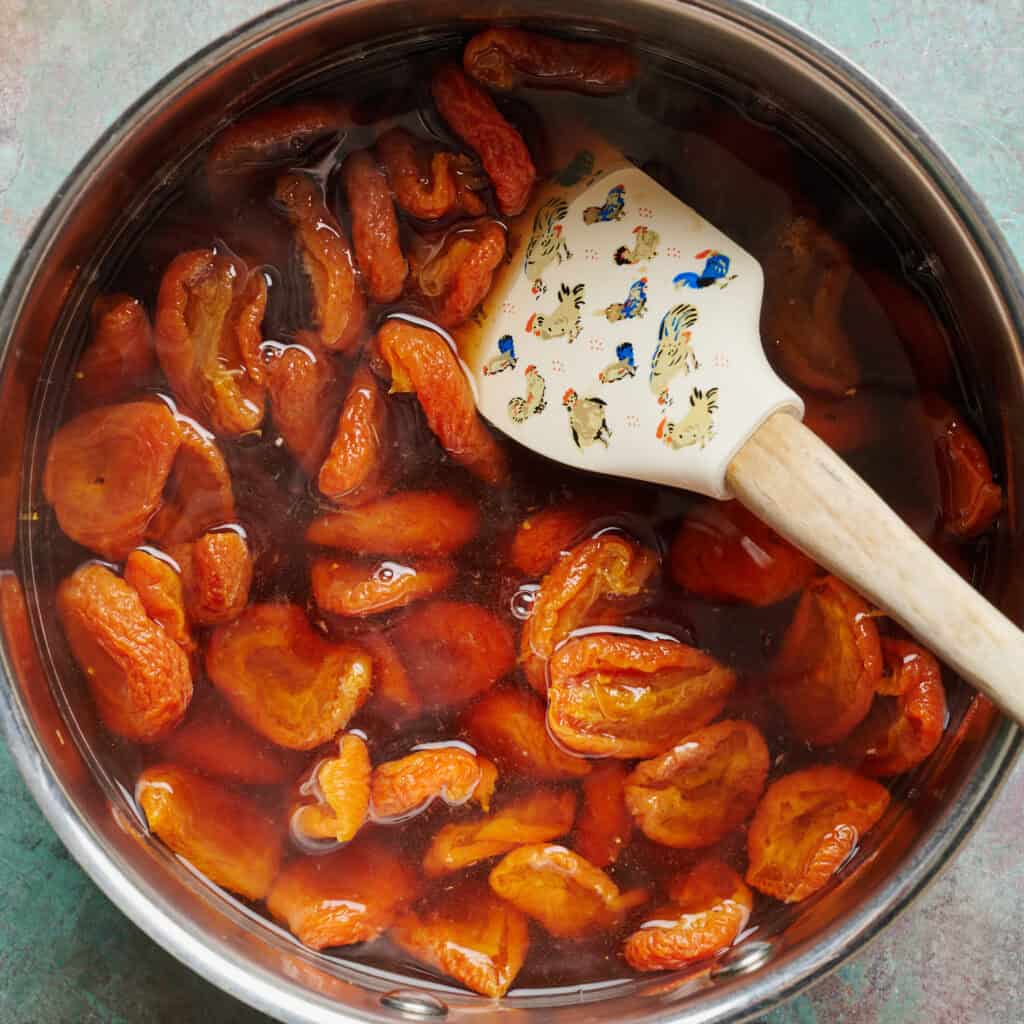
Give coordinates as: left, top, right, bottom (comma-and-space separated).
709, 940, 777, 981
380, 990, 449, 1018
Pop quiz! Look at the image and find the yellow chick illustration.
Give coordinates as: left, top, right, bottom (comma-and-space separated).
563, 388, 612, 449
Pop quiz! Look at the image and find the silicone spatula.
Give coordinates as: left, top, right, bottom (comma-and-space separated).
455, 133, 1024, 724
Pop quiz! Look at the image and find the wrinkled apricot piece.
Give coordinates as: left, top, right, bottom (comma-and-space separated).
123, 549, 193, 654
207, 103, 347, 185
746, 765, 890, 903
670, 501, 816, 607
266, 837, 418, 950
376, 127, 486, 221
308, 490, 479, 556
424, 789, 576, 876
317, 364, 390, 505
842, 638, 946, 777
275, 173, 365, 352
293, 733, 372, 843
75, 293, 155, 405
489, 844, 647, 939
312, 557, 455, 617
623, 859, 752, 972
137, 763, 281, 899
171, 530, 252, 626
464, 28, 636, 95
392, 882, 530, 998
147, 418, 235, 545
158, 702, 297, 786
802, 391, 882, 454
431, 63, 536, 217
416, 221, 506, 327
377, 319, 508, 484
58, 564, 192, 742
371, 745, 497, 820
762, 217, 859, 396
154, 249, 267, 437
342, 150, 409, 304
921, 396, 1002, 538
521, 534, 658, 691
361, 633, 422, 720
574, 762, 633, 867
548, 633, 736, 758
625, 720, 769, 849
460, 685, 591, 781
391, 600, 515, 708
205, 603, 372, 750
43, 401, 181, 560
771, 576, 881, 746
265, 336, 340, 476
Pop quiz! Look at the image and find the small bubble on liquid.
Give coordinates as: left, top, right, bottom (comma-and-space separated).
510, 584, 539, 621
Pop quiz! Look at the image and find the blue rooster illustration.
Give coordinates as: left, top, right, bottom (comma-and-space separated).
583, 184, 627, 224
483, 335, 518, 376
597, 277, 648, 322
599, 342, 637, 383
650, 303, 700, 406
673, 249, 737, 290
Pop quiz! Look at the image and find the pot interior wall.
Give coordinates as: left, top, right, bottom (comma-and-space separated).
0, 3, 1020, 1022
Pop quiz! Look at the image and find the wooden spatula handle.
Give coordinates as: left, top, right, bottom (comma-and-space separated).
727, 411, 1024, 724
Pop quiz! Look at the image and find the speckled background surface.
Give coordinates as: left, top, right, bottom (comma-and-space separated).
0, 2, 1022, 1022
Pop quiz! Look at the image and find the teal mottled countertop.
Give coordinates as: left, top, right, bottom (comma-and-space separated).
0, 2, 1022, 1022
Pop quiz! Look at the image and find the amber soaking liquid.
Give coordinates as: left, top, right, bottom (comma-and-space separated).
30, 27, 1000, 1000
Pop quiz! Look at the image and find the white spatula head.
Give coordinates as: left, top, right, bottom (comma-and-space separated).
457, 136, 803, 499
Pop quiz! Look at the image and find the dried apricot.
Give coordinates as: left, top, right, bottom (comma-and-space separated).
74, 293, 155, 405
391, 600, 515, 708
205, 603, 372, 750
802, 391, 881, 454
376, 127, 486, 221
123, 549, 193, 654
624, 720, 769, 848
548, 633, 736, 758
317, 364, 390, 505
464, 28, 636, 95
574, 762, 633, 867
137, 763, 281, 900
43, 401, 181, 560
158, 701, 298, 786
746, 765, 890, 902
921, 395, 1002, 538
308, 490, 479, 555
623, 860, 752, 972
771, 576, 881, 746
147, 418, 235, 546
311, 557, 455, 617
669, 501, 816, 607
361, 633, 422, 720
206, 102, 348, 187
842, 638, 946, 777
170, 530, 252, 626
431, 63, 536, 217
265, 336, 340, 477
370, 745, 497, 820
489, 844, 647, 939
424, 789, 576, 876
266, 837, 418, 950
275, 173, 365, 352
57, 563, 192, 742
293, 733, 372, 843
460, 685, 591, 781
762, 217, 859, 397
377, 319, 508, 484
416, 220, 506, 327
153, 248, 267, 437
342, 149, 408, 304
521, 534, 658, 691
392, 882, 529, 998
